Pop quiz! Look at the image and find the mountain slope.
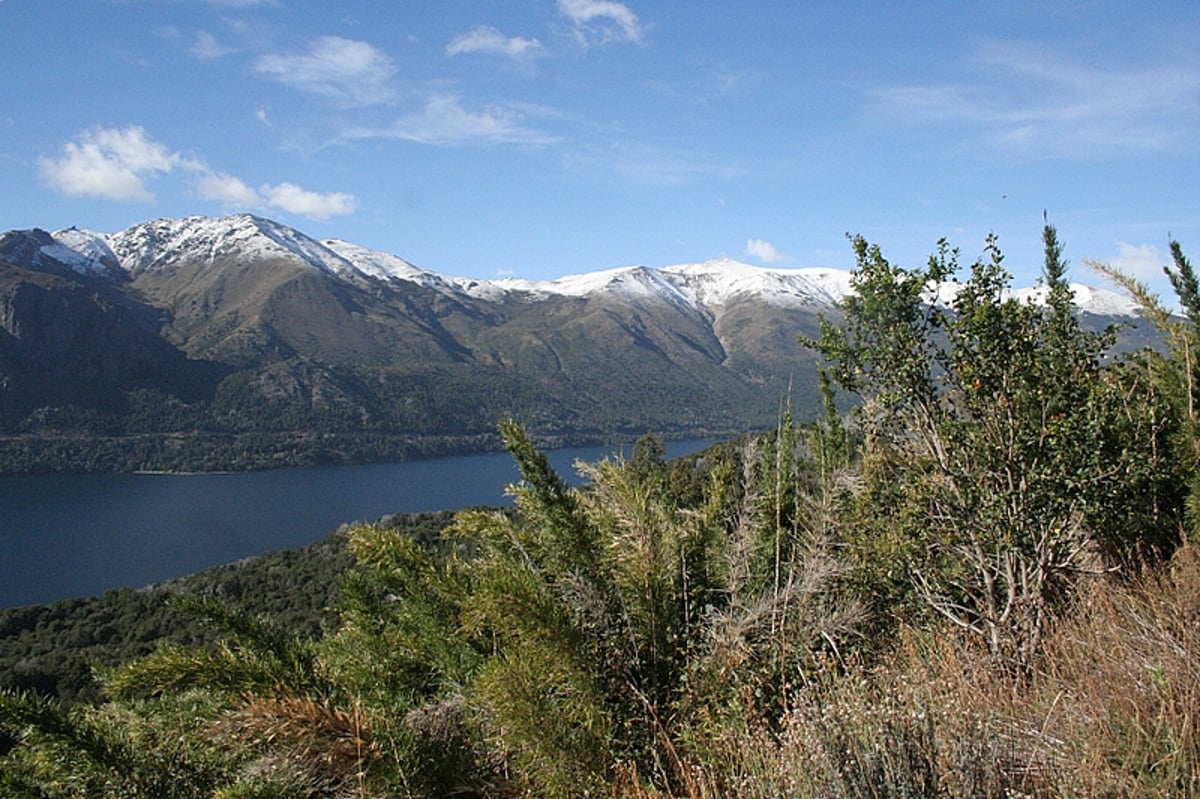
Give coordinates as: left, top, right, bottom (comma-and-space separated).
0, 214, 1149, 473
0, 254, 229, 424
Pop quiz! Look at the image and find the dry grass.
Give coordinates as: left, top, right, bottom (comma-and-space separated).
615, 546, 1200, 799
211, 693, 377, 796
1035, 547, 1200, 797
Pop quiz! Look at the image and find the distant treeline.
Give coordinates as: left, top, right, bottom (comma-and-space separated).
0, 379, 751, 474
0, 429, 503, 475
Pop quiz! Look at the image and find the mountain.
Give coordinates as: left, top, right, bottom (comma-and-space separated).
0, 214, 1147, 474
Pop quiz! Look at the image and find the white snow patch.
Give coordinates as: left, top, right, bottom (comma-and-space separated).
44, 228, 119, 275
107, 214, 357, 277
322, 239, 470, 296
663, 258, 851, 308
1010, 284, 1141, 317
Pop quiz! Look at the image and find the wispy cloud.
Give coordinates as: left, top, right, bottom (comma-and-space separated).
646, 63, 761, 111
1106, 241, 1169, 284
446, 25, 543, 58
350, 95, 559, 147
556, 0, 645, 47
745, 238, 787, 264
566, 141, 742, 185
41, 126, 357, 220
871, 42, 1200, 158
255, 36, 396, 106
190, 30, 233, 59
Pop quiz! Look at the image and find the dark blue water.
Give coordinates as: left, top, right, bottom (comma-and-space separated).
0, 439, 712, 608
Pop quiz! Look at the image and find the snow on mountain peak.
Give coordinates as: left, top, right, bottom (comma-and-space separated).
44, 227, 120, 276
20, 215, 1145, 320
322, 239, 421, 280
321, 238, 467, 295
551, 265, 691, 302
450, 258, 851, 311
1010, 283, 1141, 317
663, 258, 853, 308
101, 214, 358, 278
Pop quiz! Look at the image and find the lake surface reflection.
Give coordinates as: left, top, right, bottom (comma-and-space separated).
0, 439, 712, 608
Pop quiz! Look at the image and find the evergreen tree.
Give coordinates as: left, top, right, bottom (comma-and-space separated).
1089, 239, 1199, 542
808, 224, 1178, 674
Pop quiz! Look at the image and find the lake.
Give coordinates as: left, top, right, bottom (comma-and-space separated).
0, 439, 713, 608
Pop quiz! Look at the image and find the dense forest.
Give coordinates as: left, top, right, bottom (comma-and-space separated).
2, 224, 1198, 797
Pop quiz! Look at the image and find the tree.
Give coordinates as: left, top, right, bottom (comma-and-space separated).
807, 225, 1178, 675
375, 420, 858, 797
1089, 239, 1200, 542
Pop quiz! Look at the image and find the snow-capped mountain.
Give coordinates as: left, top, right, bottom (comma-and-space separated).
40, 227, 123, 276
25, 213, 1140, 318
0, 213, 1158, 474
83, 214, 361, 278
482, 258, 855, 314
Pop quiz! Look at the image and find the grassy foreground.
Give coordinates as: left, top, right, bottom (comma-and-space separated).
644, 547, 1200, 799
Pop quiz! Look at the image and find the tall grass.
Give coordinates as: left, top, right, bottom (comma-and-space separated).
619, 546, 1200, 799
1039, 547, 1200, 797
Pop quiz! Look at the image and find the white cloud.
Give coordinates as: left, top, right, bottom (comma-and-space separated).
38, 126, 194, 202
872, 42, 1200, 158
1107, 241, 1167, 283
40, 126, 356, 221
198, 173, 359, 219
446, 25, 542, 58
190, 30, 233, 59
360, 95, 559, 146
199, 174, 358, 220
196, 172, 261, 206
255, 36, 396, 106
260, 182, 357, 219
556, 0, 644, 46
745, 238, 785, 264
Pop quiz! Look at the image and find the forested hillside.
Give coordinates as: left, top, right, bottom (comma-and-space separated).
0, 512, 460, 707
2, 225, 1197, 798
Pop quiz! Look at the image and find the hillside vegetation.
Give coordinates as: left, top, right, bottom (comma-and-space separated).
2, 225, 1197, 798
0, 512, 457, 706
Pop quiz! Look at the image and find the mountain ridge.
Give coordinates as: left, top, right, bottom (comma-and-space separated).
15, 213, 1141, 317
0, 214, 1150, 474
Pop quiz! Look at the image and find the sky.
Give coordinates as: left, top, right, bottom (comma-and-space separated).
1, 0, 1198, 296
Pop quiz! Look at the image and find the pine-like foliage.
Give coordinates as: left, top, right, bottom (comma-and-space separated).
325, 421, 861, 798
0, 689, 228, 798
1090, 239, 1200, 542
446, 423, 802, 794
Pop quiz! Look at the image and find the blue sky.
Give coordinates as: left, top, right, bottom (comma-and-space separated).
1, 0, 1197, 295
